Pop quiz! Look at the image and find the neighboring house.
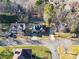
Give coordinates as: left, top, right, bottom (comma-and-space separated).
10, 0, 36, 11
69, 1, 79, 8
49, 0, 79, 13
49, 0, 67, 4
0, 3, 5, 14
49, 0, 79, 3
9, 23, 26, 37
66, 0, 79, 13
68, 0, 79, 3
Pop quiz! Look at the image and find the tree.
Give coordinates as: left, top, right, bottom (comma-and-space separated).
44, 4, 54, 26
63, 1, 79, 33
35, 0, 43, 6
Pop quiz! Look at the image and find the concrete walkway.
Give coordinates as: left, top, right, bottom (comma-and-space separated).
42, 39, 73, 59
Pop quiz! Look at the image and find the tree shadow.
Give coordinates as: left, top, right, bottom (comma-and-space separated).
32, 54, 43, 59
45, 50, 51, 54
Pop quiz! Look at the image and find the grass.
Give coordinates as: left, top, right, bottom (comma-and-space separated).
39, 36, 49, 40
55, 32, 73, 39
68, 45, 79, 54
16, 36, 50, 40
57, 45, 79, 59
0, 46, 51, 59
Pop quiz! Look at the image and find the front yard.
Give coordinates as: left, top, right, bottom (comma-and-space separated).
0, 46, 51, 59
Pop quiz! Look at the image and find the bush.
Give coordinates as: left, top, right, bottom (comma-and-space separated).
70, 24, 77, 33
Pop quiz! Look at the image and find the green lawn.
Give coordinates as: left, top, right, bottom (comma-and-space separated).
55, 32, 73, 39
0, 46, 51, 59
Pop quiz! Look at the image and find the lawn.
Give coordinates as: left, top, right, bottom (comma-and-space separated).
55, 32, 73, 39
16, 36, 50, 40
57, 45, 79, 59
0, 46, 51, 59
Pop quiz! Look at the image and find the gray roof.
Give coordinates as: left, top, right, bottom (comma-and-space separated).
0, 3, 5, 13
49, 0, 67, 2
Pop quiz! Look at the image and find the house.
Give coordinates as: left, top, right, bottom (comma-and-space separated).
9, 23, 26, 38
10, 0, 36, 10
13, 49, 36, 59
49, 0, 67, 4
0, 3, 6, 14
18, 49, 32, 59
69, 1, 79, 8
66, 0, 79, 13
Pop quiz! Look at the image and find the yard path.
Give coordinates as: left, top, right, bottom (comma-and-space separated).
42, 39, 73, 59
